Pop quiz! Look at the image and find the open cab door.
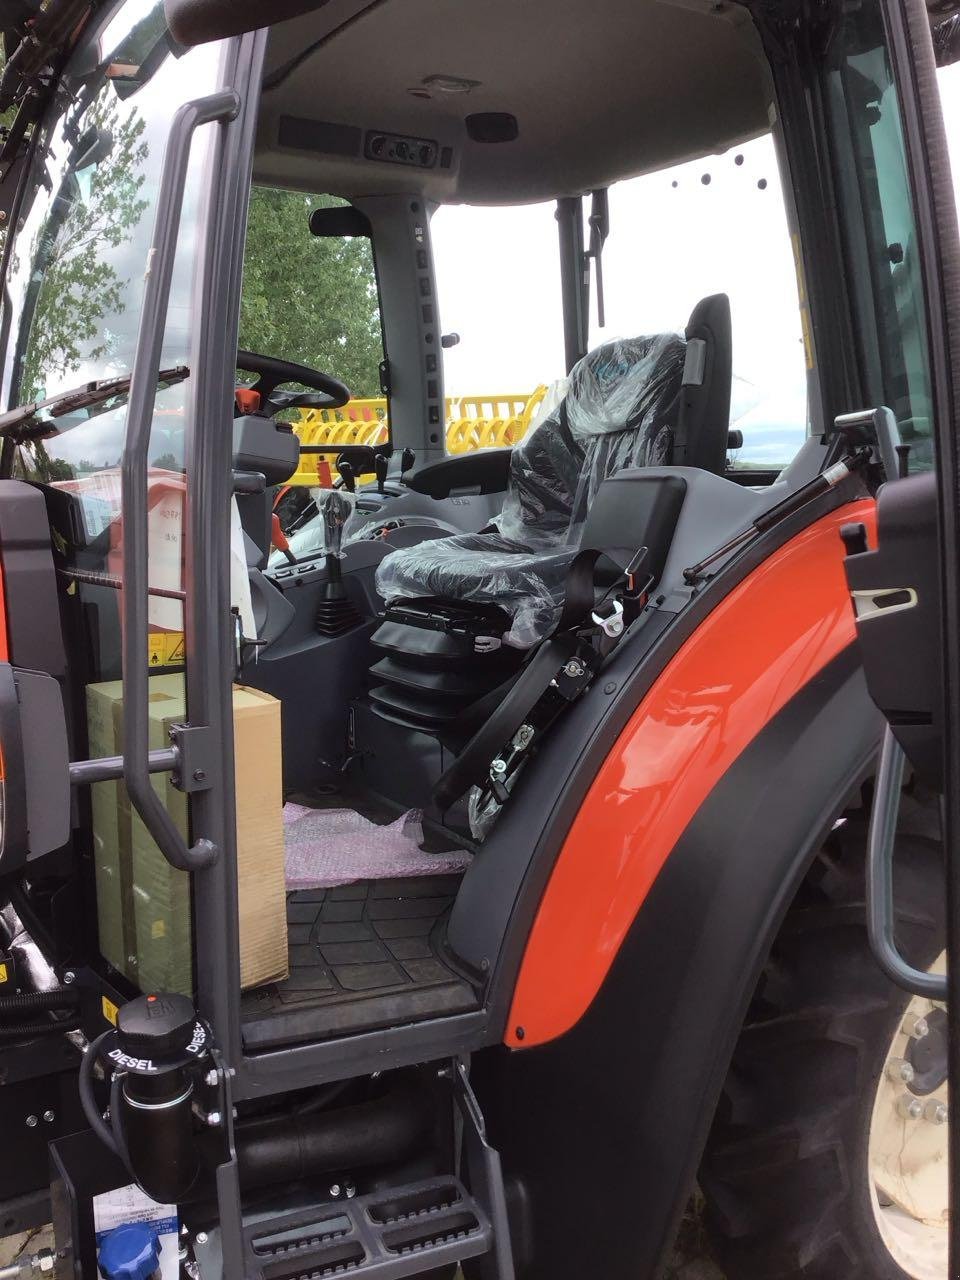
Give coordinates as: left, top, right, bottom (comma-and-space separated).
840, 0, 960, 1270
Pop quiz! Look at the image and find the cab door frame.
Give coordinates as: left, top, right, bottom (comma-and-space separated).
874, 0, 960, 1264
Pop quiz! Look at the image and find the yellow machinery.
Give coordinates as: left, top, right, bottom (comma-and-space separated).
289, 386, 548, 486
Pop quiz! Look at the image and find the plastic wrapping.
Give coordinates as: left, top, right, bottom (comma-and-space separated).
283, 803, 471, 888
377, 333, 686, 646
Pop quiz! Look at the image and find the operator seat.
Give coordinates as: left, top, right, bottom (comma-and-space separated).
368, 295, 732, 734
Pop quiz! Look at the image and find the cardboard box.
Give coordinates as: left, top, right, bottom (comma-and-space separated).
87, 675, 288, 993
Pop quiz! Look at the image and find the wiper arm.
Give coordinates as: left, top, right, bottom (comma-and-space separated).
0, 365, 190, 440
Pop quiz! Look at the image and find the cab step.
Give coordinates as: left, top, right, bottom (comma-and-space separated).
202, 1060, 516, 1280
242, 1175, 493, 1278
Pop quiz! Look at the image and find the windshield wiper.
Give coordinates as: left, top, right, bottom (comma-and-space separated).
0, 364, 190, 440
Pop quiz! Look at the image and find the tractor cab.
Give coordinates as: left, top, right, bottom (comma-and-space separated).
0, 0, 956, 1277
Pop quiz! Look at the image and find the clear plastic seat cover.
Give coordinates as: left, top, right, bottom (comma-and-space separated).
376, 333, 687, 647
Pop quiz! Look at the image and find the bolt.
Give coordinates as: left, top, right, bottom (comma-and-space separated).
193, 769, 206, 783
886, 1057, 916, 1085
204, 1069, 219, 1087
897, 1093, 924, 1120
205, 1111, 222, 1127
42, 1109, 55, 1123
25, 1114, 38, 1127
924, 1099, 949, 1126
903, 1012, 930, 1039
490, 759, 507, 778
36, 1251, 54, 1273
194, 1232, 208, 1246
603, 681, 617, 695
564, 659, 584, 678
345, 1181, 357, 1199
62, 971, 76, 985
330, 1184, 341, 1198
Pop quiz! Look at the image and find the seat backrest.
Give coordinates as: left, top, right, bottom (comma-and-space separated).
495, 332, 687, 550
673, 292, 733, 474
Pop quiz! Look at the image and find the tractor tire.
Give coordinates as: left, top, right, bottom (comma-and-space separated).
698, 785, 946, 1280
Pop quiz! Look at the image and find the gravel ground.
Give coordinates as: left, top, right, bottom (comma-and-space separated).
0, 1223, 56, 1269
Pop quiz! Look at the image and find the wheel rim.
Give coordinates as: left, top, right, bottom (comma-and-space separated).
869, 952, 949, 1280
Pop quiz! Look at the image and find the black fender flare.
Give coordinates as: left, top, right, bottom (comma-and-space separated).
471, 646, 882, 1279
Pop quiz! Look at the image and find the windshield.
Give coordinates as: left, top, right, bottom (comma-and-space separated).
0, 0, 221, 482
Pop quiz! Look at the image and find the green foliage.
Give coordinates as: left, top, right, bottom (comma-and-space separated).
239, 189, 384, 398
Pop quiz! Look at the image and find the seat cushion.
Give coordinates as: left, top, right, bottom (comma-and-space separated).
377, 529, 578, 647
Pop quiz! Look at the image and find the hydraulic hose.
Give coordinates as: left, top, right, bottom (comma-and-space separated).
0, 1018, 80, 1040
0, 988, 80, 1015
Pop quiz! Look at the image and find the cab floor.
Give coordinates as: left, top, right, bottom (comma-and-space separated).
240, 874, 478, 1050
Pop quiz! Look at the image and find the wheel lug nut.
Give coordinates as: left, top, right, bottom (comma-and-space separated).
924, 1100, 949, 1126
903, 1013, 930, 1039
897, 1093, 924, 1120
887, 1057, 916, 1084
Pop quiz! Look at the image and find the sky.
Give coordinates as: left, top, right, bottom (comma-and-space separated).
432, 60, 960, 467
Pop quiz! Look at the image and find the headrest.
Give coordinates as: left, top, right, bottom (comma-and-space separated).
566, 333, 687, 439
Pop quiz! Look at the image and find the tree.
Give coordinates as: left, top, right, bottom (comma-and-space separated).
16, 95, 148, 401
239, 189, 384, 398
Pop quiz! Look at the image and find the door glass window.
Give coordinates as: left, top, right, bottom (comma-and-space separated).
0, 0, 223, 997
825, 4, 935, 468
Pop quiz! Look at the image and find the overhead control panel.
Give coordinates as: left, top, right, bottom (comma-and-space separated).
365, 130, 449, 169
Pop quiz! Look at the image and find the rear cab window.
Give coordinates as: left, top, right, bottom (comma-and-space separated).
430, 131, 809, 477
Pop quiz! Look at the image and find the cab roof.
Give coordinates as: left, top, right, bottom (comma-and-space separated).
166, 0, 772, 204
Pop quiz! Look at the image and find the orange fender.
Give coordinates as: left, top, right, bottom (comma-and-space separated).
506, 498, 877, 1048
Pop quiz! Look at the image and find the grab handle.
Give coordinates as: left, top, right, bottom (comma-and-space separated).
866, 726, 946, 1000
121, 91, 239, 873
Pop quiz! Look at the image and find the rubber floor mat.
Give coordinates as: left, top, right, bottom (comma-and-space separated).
240, 875, 478, 1049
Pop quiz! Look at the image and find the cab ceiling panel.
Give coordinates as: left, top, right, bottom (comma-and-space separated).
233, 0, 770, 204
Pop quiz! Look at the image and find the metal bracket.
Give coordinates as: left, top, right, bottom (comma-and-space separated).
168, 724, 214, 793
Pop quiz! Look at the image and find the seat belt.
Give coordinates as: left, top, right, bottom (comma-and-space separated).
432, 545, 650, 812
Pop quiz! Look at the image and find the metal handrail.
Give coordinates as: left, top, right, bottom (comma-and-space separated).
866, 726, 947, 1000
120, 90, 240, 874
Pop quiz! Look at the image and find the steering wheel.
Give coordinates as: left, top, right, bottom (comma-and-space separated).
236, 349, 352, 410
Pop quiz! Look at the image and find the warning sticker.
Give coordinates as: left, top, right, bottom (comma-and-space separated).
148, 632, 185, 668
102, 996, 119, 1026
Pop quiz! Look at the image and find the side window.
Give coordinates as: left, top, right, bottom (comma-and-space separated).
239, 189, 386, 403
825, 4, 935, 468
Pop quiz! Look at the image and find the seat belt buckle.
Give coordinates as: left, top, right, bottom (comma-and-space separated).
591, 598, 624, 638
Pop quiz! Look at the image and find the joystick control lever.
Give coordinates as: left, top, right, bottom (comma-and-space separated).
336, 457, 356, 492
375, 452, 389, 495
